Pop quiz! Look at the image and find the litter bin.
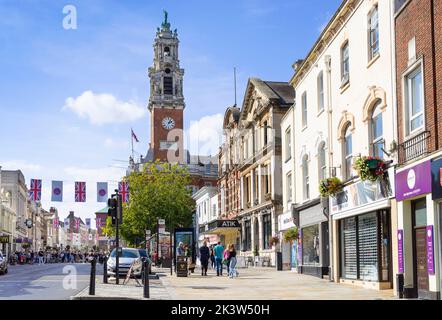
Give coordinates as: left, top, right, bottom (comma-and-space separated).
276, 252, 283, 271
396, 274, 404, 298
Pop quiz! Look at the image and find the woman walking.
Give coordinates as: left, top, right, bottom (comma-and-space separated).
199, 241, 210, 276
209, 246, 215, 269
223, 244, 231, 275
228, 244, 238, 278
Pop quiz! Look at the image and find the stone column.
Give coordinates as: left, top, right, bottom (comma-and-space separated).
259, 213, 264, 251
240, 176, 244, 210
250, 169, 255, 207
258, 164, 262, 204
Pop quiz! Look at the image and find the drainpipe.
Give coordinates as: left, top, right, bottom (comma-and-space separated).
325, 54, 334, 282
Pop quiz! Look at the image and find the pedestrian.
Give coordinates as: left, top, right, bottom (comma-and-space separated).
214, 241, 224, 276
223, 244, 231, 275
38, 249, 44, 265
210, 246, 215, 269
199, 241, 210, 276
228, 244, 238, 278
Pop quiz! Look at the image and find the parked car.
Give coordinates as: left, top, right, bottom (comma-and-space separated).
0, 251, 8, 275
107, 247, 142, 278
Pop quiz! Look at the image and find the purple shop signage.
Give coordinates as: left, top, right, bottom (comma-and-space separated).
297, 229, 302, 266
427, 225, 435, 275
398, 230, 404, 273
395, 160, 432, 201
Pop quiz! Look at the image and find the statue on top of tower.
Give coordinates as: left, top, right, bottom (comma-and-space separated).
161, 10, 170, 30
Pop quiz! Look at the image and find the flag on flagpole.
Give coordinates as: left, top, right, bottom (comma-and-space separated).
51, 181, 63, 202
29, 179, 42, 201
131, 128, 139, 142
118, 181, 129, 203
86, 218, 91, 229
75, 217, 80, 232
75, 182, 86, 202
64, 218, 69, 230
97, 182, 108, 202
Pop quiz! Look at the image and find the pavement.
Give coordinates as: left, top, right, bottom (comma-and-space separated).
1, 263, 398, 300
72, 265, 396, 300
0, 262, 95, 300
159, 266, 397, 300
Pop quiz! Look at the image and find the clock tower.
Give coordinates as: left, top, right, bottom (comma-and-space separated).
148, 11, 185, 163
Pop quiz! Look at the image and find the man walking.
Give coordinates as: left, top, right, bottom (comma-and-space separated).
38, 249, 44, 265
214, 241, 224, 276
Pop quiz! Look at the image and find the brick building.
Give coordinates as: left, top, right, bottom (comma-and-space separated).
394, 0, 442, 299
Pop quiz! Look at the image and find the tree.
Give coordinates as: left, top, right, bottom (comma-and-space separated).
102, 161, 195, 246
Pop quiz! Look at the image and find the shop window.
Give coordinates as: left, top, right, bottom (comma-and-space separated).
302, 224, 320, 266
262, 214, 272, 250
341, 217, 358, 279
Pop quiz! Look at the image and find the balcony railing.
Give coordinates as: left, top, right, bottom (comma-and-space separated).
398, 130, 431, 164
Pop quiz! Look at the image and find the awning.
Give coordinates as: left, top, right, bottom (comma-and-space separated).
200, 220, 241, 235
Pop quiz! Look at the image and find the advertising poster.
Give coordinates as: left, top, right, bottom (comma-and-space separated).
174, 228, 195, 262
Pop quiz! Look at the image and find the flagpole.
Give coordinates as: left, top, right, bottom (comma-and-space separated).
131, 128, 134, 160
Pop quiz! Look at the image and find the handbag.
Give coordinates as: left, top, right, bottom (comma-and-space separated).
223, 259, 229, 266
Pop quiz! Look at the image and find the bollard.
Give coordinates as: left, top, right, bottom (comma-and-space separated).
89, 257, 97, 296
103, 256, 108, 284
143, 260, 150, 299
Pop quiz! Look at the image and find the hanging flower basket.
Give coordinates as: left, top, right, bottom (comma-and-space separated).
353, 156, 387, 182
319, 177, 343, 197
269, 236, 280, 246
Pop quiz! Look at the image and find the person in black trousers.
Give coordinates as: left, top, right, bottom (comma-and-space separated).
199, 241, 210, 276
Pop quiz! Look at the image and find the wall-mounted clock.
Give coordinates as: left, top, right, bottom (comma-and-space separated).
162, 117, 175, 130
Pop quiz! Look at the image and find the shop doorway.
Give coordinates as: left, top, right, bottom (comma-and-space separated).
412, 199, 429, 297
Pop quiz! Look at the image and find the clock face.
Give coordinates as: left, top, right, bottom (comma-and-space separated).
162, 117, 175, 130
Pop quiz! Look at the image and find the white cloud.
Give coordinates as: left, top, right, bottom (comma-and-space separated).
0, 160, 42, 173
63, 91, 146, 125
185, 114, 224, 156
64, 166, 125, 183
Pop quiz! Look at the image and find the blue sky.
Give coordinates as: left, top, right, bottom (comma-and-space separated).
0, 0, 341, 221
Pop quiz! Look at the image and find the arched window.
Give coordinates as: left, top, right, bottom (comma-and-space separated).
164, 46, 170, 57
343, 124, 353, 180
370, 100, 384, 157
302, 155, 309, 200
318, 142, 327, 180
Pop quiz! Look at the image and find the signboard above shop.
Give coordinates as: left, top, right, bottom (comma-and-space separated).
431, 158, 442, 200
330, 173, 392, 216
395, 160, 432, 201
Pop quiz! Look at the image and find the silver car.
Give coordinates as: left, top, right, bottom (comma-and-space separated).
0, 251, 8, 275
107, 247, 142, 278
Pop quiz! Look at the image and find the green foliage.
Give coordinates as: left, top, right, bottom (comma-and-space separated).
319, 177, 343, 197
353, 156, 386, 182
284, 227, 299, 243
105, 161, 195, 247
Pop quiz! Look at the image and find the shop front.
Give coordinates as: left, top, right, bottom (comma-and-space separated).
0, 234, 11, 256
331, 173, 394, 290
396, 159, 441, 299
432, 158, 442, 299
296, 198, 329, 278
202, 220, 240, 249
278, 210, 298, 271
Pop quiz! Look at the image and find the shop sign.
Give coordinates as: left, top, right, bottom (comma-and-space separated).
278, 212, 296, 231
330, 177, 392, 215
0, 235, 9, 244
427, 225, 435, 275
208, 220, 240, 230
431, 158, 442, 200
395, 160, 431, 201
398, 230, 404, 273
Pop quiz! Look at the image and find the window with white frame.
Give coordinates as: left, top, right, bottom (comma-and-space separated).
302, 155, 309, 200
341, 41, 350, 85
371, 101, 384, 158
287, 172, 292, 205
302, 92, 308, 127
405, 66, 424, 135
343, 124, 353, 180
285, 127, 292, 161
368, 6, 379, 61
318, 142, 327, 180
317, 71, 324, 112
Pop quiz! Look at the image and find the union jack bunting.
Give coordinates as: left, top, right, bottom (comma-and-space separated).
53, 218, 59, 229
75, 182, 86, 202
29, 179, 42, 201
75, 217, 81, 232
118, 181, 129, 203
